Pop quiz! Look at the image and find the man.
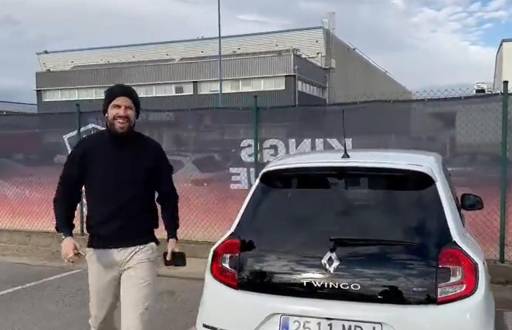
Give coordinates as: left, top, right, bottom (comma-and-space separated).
53, 84, 179, 330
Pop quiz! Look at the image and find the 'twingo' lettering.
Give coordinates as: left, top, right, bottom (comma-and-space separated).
302, 280, 361, 291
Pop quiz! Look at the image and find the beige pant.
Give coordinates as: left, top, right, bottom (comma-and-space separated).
85, 242, 159, 330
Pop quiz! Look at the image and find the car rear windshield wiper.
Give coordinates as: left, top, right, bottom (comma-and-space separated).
329, 237, 418, 247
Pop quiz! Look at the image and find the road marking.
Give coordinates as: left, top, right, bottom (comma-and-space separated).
0, 269, 82, 296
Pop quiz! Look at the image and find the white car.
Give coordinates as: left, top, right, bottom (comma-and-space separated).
195, 149, 495, 330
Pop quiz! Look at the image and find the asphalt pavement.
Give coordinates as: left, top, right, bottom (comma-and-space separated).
0, 261, 202, 330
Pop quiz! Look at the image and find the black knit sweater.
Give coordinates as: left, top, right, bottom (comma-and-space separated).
54, 129, 179, 248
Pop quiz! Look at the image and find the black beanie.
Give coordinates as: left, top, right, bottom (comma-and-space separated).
102, 84, 141, 118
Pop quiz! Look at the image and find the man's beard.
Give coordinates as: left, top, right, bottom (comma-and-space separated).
106, 115, 135, 135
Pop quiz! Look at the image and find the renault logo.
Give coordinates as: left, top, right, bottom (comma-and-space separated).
321, 250, 340, 273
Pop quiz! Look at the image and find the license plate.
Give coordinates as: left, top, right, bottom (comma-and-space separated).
279, 315, 382, 330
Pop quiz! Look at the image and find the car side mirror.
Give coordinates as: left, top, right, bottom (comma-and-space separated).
461, 193, 484, 211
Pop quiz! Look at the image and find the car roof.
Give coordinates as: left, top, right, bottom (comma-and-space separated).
265, 149, 443, 172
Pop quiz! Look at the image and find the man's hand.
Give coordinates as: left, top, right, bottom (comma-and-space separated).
61, 237, 82, 263
165, 238, 177, 262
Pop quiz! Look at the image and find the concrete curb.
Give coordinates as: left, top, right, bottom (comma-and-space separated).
489, 261, 512, 286
0, 230, 211, 280
0, 254, 207, 280
0, 230, 214, 258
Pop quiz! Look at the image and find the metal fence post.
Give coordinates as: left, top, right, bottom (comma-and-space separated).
500, 80, 509, 263
253, 95, 260, 181
76, 103, 85, 236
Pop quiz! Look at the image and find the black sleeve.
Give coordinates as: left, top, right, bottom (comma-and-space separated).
154, 145, 180, 240
53, 141, 86, 237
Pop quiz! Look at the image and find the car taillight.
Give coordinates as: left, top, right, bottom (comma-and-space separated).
211, 239, 241, 289
437, 246, 478, 304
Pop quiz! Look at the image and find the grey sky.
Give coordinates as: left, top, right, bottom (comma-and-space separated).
0, 0, 511, 102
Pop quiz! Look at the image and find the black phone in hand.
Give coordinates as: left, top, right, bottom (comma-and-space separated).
163, 251, 187, 267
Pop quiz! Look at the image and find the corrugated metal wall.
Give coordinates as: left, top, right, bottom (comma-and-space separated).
294, 55, 327, 86
327, 31, 411, 103
298, 92, 327, 106
37, 53, 297, 89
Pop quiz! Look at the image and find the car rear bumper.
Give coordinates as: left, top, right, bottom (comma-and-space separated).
196, 274, 495, 330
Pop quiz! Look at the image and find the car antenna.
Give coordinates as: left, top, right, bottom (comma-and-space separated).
342, 108, 350, 159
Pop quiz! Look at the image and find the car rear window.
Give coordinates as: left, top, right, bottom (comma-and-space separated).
234, 167, 452, 255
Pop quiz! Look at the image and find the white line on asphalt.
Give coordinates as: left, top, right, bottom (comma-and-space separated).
0, 269, 82, 296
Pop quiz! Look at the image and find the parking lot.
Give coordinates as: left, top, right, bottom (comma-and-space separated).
0, 260, 511, 330
0, 261, 202, 330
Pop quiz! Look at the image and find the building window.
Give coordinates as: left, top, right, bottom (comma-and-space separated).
178, 84, 193, 95
155, 84, 174, 96
44, 87, 102, 101
94, 88, 105, 99
153, 83, 192, 96
264, 77, 285, 90
60, 89, 78, 100
228, 80, 240, 92
42, 90, 61, 101
78, 88, 95, 100
135, 85, 155, 97
41, 78, 283, 102
42, 83, 194, 102
220, 80, 241, 93
298, 80, 325, 99
199, 77, 285, 94
241, 79, 255, 92
198, 81, 220, 94
174, 85, 184, 94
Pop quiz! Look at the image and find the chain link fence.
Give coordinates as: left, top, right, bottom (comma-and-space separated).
0, 86, 510, 262
0, 112, 76, 233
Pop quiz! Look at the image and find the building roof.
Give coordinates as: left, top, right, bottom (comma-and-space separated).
37, 26, 324, 55
36, 27, 327, 71
497, 38, 512, 53
0, 101, 37, 113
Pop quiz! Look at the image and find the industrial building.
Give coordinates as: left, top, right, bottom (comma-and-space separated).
494, 38, 512, 92
35, 26, 410, 113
